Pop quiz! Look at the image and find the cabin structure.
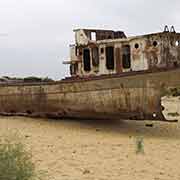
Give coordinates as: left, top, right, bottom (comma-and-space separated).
64, 26, 180, 77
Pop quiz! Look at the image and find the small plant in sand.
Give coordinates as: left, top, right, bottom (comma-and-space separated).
0, 134, 43, 180
135, 136, 144, 154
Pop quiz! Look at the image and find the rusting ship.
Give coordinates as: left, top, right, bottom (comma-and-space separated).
0, 26, 180, 122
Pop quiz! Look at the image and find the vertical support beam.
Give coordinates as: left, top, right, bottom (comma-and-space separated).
115, 47, 122, 73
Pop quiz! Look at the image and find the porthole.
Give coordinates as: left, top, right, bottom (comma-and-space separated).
26, 110, 32, 114
100, 48, 104, 54
174, 61, 178, 67
134, 43, 139, 49
153, 113, 157, 118
175, 40, 179, 47
153, 41, 158, 47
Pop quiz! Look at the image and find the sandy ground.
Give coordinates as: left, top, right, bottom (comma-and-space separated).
0, 97, 180, 180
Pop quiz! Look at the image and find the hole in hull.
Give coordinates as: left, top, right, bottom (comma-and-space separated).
10, 110, 16, 114
26, 110, 32, 115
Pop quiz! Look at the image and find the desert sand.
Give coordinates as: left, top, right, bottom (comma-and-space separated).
0, 97, 180, 180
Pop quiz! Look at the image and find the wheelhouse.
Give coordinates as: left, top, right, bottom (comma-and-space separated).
64, 27, 180, 77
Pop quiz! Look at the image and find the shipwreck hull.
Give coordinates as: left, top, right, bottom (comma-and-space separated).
0, 68, 180, 121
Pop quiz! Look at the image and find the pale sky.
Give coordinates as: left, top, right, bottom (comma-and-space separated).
0, 0, 180, 79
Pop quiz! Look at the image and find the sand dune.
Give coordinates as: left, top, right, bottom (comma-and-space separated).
0, 97, 180, 180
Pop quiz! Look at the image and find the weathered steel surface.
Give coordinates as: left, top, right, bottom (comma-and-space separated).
74, 29, 126, 46
68, 29, 180, 77
0, 28, 180, 121
0, 67, 180, 121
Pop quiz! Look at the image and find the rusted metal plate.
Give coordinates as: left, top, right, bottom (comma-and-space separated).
0, 68, 180, 121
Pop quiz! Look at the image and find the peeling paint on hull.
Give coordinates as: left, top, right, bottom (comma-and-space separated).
0, 68, 180, 122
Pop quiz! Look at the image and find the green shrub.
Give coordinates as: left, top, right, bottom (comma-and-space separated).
23, 77, 42, 82
0, 134, 39, 180
23, 76, 54, 83
135, 136, 144, 154
42, 77, 54, 82
170, 88, 180, 97
162, 87, 180, 97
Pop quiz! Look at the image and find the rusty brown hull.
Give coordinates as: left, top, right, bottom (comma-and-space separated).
0, 68, 180, 121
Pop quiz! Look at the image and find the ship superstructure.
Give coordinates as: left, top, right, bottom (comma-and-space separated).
64, 26, 180, 78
